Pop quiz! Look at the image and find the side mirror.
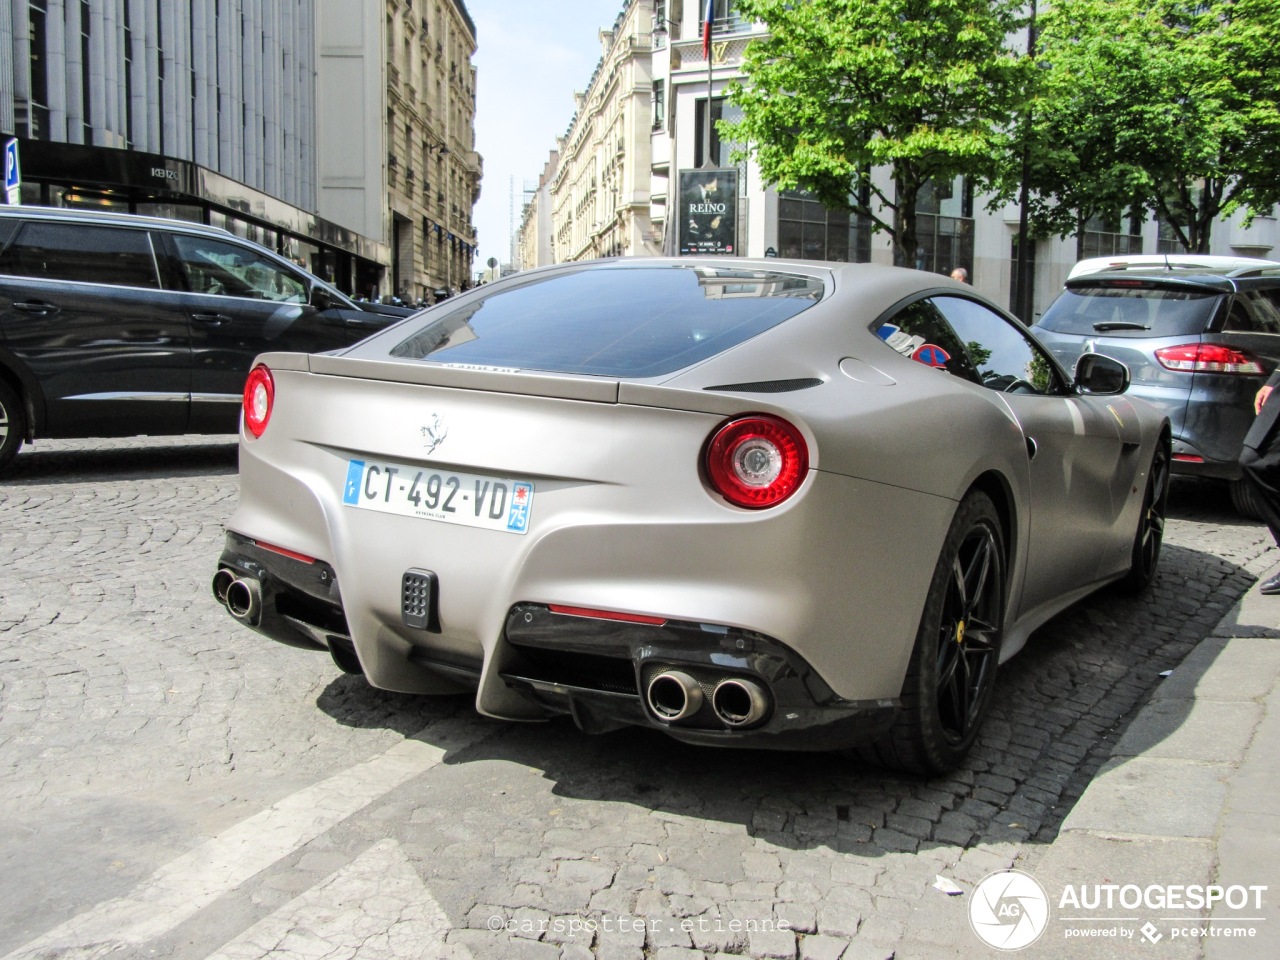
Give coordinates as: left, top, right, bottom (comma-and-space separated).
309, 285, 334, 312
1074, 352, 1130, 396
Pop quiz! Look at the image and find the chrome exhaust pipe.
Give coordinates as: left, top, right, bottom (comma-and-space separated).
646, 670, 704, 722
711, 677, 770, 728
211, 568, 236, 606
225, 577, 263, 626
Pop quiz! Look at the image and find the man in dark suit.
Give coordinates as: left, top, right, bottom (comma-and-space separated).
1239, 369, 1280, 593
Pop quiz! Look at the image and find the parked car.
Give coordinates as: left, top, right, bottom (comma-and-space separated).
1032, 254, 1280, 516
0, 206, 416, 469
212, 258, 1170, 773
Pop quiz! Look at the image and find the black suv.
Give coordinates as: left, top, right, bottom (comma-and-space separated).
0, 206, 415, 468
1032, 255, 1280, 516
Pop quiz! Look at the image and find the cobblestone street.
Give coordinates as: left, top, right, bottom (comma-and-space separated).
0, 437, 1273, 960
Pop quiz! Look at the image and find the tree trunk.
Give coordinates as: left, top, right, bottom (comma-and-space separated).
893, 170, 921, 269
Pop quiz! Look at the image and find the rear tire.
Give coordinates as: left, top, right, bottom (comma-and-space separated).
1229, 476, 1266, 521
861, 491, 1005, 775
0, 380, 25, 470
1116, 441, 1170, 594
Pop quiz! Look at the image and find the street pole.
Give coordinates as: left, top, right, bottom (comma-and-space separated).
704, 25, 714, 168
1014, 1, 1038, 322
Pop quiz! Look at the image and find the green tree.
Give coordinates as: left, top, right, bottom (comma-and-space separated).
722, 0, 1030, 267
1014, 0, 1280, 252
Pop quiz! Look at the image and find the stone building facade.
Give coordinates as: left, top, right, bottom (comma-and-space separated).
384, 0, 481, 301
548, 0, 660, 264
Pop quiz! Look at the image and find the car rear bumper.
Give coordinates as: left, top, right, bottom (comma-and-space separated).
1170, 437, 1241, 480
213, 532, 899, 751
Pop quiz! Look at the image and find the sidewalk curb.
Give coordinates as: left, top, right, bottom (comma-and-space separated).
1022, 567, 1280, 959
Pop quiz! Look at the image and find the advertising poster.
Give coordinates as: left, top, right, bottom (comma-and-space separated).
678, 168, 738, 255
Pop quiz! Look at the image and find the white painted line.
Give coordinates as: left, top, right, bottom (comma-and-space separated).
202, 838, 471, 960
3, 722, 489, 960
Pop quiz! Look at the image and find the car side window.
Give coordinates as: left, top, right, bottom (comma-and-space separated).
932, 296, 1063, 396
0, 222, 159, 288
1222, 299, 1260, 333
873, 299, 983, 385
1243, 291, 1280, 333
169, 234, 307, 303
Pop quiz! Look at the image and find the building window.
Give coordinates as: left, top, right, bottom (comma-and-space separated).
652, 80, 665, 130
80, 0, 93, 141
777, 188, 873, 263
156, 1, 166, 155
122, 0, 134, 147
1009, 237, 1037, 314
25, 0, 52, 139
1082, 212, 1142, 259
694, 98, 743, 168
700, 0, 743, 35
913, 176, 974, 277
1157, 216, 1184, 254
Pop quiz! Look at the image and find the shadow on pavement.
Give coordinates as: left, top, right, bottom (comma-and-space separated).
311, 473, 1269, 867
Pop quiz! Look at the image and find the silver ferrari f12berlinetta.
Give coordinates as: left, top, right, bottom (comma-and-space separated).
213, 258, 1170, 773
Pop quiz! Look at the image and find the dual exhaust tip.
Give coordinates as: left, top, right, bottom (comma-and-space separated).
646, 670, 770, 729
212, 568, 262, 626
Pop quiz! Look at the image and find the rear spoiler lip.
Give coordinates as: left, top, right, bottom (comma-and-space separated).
249, 351, 809, 419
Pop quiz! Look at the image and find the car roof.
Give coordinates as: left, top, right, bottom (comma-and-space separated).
0, 204, 237, 240
1067, 253, 1280, 281
1064, 272, 1240, 294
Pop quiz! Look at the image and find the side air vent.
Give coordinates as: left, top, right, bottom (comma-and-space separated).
704, 378, 823, 394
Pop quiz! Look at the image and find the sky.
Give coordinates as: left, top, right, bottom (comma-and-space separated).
469, 0, 628, 273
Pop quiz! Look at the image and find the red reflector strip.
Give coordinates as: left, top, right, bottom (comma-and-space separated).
253, 540, 317, 564
547, 604, 667, 626
1172, 454, 1204, 463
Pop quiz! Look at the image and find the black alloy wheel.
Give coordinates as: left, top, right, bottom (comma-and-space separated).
1117, 441, 1170, 595
934, 516, 1003, 747
0, 380, 25, 470
862, 491, 1005, 775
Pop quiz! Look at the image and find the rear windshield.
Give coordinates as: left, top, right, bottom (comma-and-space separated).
1036, 285, 1220, 338
389, 263, 824, 378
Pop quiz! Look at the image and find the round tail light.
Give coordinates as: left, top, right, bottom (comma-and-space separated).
243, 364, 275, 438
705, 415, 809, 508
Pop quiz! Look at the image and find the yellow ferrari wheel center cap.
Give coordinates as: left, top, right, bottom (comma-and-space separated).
955, 621, 966, 645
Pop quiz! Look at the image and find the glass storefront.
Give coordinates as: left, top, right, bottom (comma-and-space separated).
4, 137, 389, 297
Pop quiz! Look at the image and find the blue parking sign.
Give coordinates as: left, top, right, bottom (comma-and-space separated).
3, 139, 19, 203
4, 140, 18, 189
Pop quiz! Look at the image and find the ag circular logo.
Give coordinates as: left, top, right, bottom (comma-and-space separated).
969, 869, 1050, 950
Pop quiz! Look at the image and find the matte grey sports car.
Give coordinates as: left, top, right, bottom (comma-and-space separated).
213, 258, 1170, 773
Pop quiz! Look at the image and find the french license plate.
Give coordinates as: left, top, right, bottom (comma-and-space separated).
342, 458, 534, 534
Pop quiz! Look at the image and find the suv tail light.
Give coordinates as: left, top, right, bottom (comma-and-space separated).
1154, 344, 1265, 375
705, 415, 809, 509
243, 364, 275, 438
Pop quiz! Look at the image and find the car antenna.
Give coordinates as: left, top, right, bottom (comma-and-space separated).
1164, 254, 1172, 270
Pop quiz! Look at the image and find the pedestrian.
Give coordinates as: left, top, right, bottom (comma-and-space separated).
1238, 373, 1280, 592
950, 266, 969, 283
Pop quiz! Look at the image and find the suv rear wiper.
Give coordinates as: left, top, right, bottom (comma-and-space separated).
1093, 321, 1151, 331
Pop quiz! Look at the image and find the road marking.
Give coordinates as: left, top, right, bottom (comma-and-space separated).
2, 722, 489, 960
202, 838, 471, 960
